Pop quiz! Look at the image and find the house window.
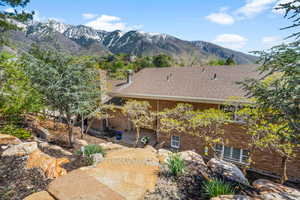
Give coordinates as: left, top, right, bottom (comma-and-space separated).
215, 144, 249, 164
219, 105, 244, 122
171, 135, 180, 149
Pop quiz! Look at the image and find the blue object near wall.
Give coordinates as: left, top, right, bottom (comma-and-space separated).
115, 130, 123, 140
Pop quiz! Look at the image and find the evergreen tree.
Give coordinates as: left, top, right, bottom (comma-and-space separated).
225, 55, 236, 65
22, 47, 102, 146
153, 54, 172, 68
0, 0, 33, 42
276, 0, 300, 39
0, 52, 43, 123
240, 0, 300, 134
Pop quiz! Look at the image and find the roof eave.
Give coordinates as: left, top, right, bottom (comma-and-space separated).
108, 92, 254, 105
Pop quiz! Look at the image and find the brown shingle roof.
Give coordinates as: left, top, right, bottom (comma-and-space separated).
110, 65, 259, 103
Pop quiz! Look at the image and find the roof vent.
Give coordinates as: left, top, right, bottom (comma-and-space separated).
211, 73, 217, 80
126, 70, 133, 84
166, 73, 173, 81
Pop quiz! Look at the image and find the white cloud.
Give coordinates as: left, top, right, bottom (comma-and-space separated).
48, 17, 65, 22
236, 0, 277, 18
130, 24, 143, 30
86, 15, 125, 31
82, 13, 98, 20
32, 10, 63, 22
5, 8, 15, 13
213, 34, 248, 49
206, 12, 235, 25
272, 0, 300, 15
85, 14, 141, 31
262, 36, 283, 47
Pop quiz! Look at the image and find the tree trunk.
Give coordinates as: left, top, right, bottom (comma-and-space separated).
243, 146, 255, 175
85, 118, 94, 134
280, 156, 288, 184
67, 123, 74, 147
135, 126, 140, 147
81, 115, 84, 139
53, 115, 58, 130
66, 115, 75, 147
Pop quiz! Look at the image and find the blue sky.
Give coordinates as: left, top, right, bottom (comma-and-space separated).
6, 0, 297, 53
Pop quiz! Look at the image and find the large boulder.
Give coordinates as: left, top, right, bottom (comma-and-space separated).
144, 145, 157, 153
1, 142, 38, 157
24, 191, 55, 200
178, 150, 206, 165
26, 149, 69, 179
211, 195, 255, 200
98, 142, 127, 151
48, 147, 159, 200
91, 153, 103, 165
178, 151, 210, 179
0, 133, 22, 145
47, 169, 125, 200
157, 148, 172, 164
74, 139, 88, 147
39, 142, 73, 156
207, 158, 248, 185
33, 126, 51, 140
253, 179, 300, 200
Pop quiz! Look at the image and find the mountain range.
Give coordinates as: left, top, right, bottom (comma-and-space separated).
5, 20, 257, 65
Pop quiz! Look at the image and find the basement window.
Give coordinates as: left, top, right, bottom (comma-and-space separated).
215, 144, 249, 165
171, 135, 180, 149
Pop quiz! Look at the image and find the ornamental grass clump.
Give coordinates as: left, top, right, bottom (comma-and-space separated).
82, 144, 106, 157
77, 144, 106, 165
203, 179, 235, 198
167, 153, 186, 176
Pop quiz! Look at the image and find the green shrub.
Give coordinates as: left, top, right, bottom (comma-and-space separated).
77, 144, 106, 165
82, 144, 106, 157
203, 179, 235, 198
0, 124, 31, 139
167, 153, 186, 176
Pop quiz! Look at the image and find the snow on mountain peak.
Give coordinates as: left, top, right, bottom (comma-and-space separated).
46, 19, 71, 34
137, 31, 169, 40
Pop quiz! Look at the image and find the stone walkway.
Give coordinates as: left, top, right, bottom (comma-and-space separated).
35, 147, 159, 200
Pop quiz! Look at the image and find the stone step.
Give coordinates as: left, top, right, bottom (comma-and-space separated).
47, 169, 125, 200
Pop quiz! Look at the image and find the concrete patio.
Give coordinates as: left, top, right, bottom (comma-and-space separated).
89, 128, 157, 147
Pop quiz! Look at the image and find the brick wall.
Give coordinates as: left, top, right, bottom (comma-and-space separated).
108, 97, 300, 180
159, 123, 300, 180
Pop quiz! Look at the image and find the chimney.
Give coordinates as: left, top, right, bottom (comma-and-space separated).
126, 69, 133, 84
99, 70, 107, 102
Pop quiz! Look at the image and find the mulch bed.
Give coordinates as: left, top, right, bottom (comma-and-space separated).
144, 165, 206, 200
0, 153, 51, 200
62, 155, 91, 172
38, 143, 91, 172
144, 163, 261, 200
0, 129, 104, 200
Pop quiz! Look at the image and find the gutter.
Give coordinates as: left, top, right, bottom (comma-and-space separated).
108, 92, 254, 105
